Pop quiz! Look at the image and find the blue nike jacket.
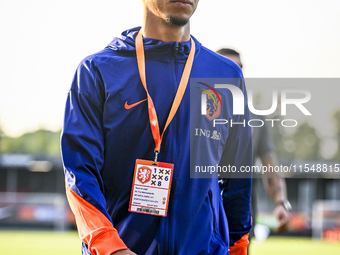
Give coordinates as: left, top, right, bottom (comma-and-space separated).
61, 27, 252, 255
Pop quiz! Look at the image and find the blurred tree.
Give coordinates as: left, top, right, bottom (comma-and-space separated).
0, 129, 61, 156
271, 120, 321, 161
291, 122, 321, 160
266, 92, 321, 161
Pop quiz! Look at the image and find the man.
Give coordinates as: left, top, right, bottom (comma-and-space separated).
216, 48, 291, 252
61, 1, 252, 254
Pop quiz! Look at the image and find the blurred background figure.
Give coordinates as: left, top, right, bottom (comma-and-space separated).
216, 48, 292, 252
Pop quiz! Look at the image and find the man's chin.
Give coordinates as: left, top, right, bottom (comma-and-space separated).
165, 15, 190, 26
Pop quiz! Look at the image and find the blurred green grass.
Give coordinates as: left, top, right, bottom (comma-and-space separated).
250, 236, 340, 255
0, 231, 340, 254
0, 231, 80, 255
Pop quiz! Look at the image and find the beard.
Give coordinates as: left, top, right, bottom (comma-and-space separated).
165, 15, 189, 26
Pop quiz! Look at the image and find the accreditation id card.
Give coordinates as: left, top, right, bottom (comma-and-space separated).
129, 159, 173, 217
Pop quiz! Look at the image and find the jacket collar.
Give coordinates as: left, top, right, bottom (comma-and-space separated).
107, 27, 201, 59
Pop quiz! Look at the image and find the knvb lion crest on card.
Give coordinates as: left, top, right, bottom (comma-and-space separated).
197, 82, 222, 121
137, 166, 152, 184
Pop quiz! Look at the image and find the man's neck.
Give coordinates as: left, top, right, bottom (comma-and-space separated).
142, 10, 191, 42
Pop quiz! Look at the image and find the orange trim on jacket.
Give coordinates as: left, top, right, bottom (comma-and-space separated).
229, 233, 249, 255
66, 185, 129, 255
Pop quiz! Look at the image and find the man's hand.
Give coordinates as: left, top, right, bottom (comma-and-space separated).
273, 204, 290, 232
112, 250, 137, 255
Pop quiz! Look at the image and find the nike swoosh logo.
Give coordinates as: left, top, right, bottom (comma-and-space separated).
124, 99, 147, 110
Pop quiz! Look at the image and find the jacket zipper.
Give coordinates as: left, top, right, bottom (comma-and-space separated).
163, 42, 180, 255
174, 42, 179, 57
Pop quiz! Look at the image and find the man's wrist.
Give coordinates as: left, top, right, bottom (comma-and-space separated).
275, 200, 292, 211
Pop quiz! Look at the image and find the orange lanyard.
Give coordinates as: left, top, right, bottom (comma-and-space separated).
135, 29, 195, 162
